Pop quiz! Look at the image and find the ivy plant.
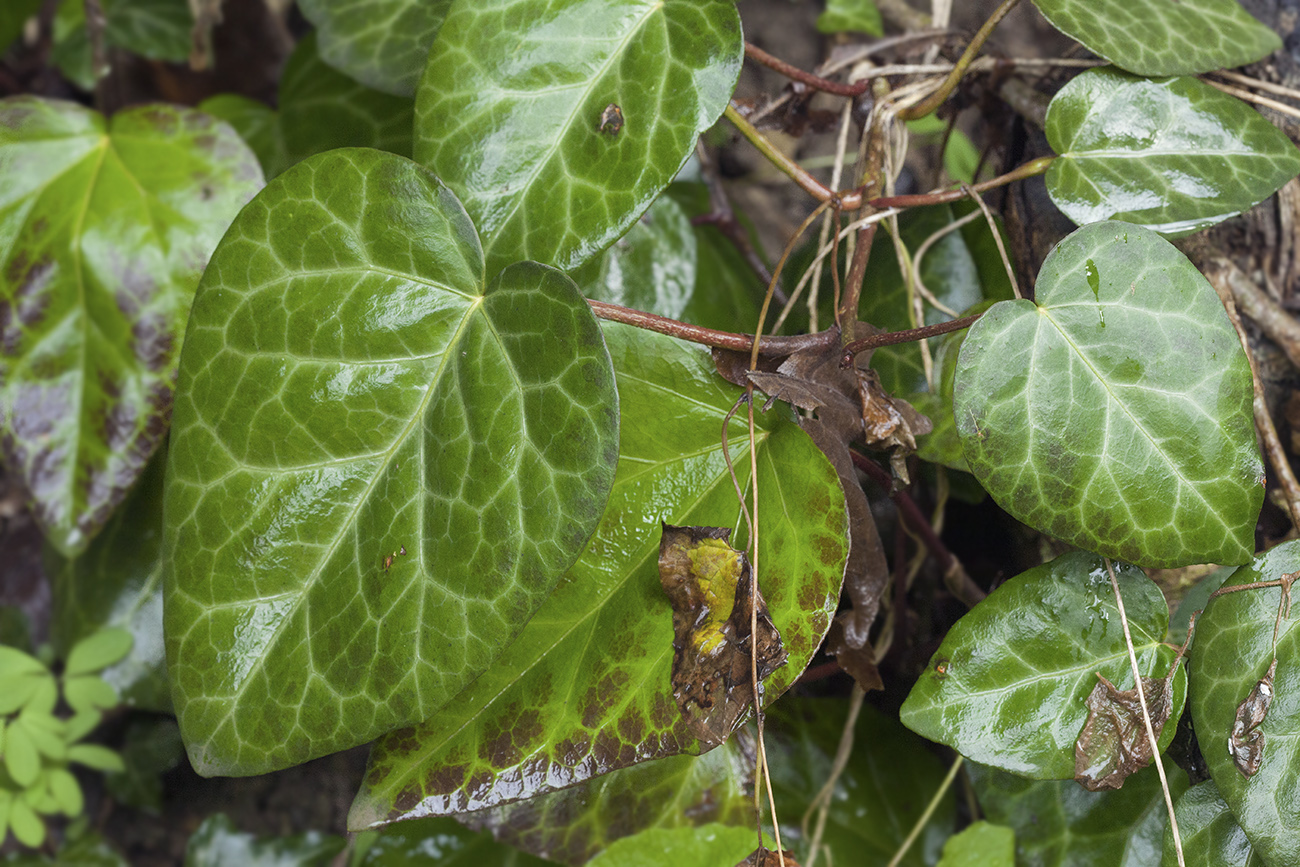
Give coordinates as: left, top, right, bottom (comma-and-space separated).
2, 0, 1300, 863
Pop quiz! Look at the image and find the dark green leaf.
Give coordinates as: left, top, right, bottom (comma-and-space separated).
297, 0, 451, 97
954, 222, 1262, 568
1, 832, 130, 866
663, 183, 764, 334
164, 148, 619, 776
0, 0, 39, 53
1189, 541, 1300, 865
50, 452, 167, 710
0, 97, 264, 556
907, 322, 970, 472
572, 195, 695, 321
1163, 781, 1262, 867
901, 551, 1185, 779
971, 759, 1188, 866
183, 814, 345, 867
1029, 0, 1280, 76
816, 0, 882, 36
351, 323, 848, 825
1169, 566, 1231, 642
768, 700, 955, 866
1045, 67, 1300, 236
414, 0, 742, 274
102, 0, 191, 62
354, 817, 557, 866
104, 717, 184, 812
585, 825, 756, 867
936, 822, 1014, 867
457, 743, 753, 864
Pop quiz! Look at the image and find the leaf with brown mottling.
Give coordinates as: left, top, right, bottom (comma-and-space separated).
0, 96, 263, 556
658, 524, 786, 747
1230, 658, 1276, 778
1074, 672, 1174, 791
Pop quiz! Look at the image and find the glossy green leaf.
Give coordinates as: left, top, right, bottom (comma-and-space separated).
351, 322, 848, 825
1189, 541, 1300, 865
50, 452, 167, 710
298, 0, 451, 97
954, 221, 1262, 568
663, 183, 764, 334
64, 627, 131, 677
901, 551, 1185, 778
816, 0, 882, 36
456, 742, 753, 864
414, 0, 742, 275
1045, 67, 1300, 236
1163, 781, 1261, 867
585, 825, 755, 867
936, 822, 1015, 867
183, 814, 345, 867
164, 148, 619, 776
767, 700, 955, 866
970, 759, 1189, 866
199, 33, 414, 182
1029, 0, 1280, 76
355, 817, 557, 866
572, 194, 695, 321
0, 97, 264, 557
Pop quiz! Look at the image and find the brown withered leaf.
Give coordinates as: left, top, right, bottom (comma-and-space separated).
1074, 672, 1174, 791
739, 847, 803, 867
1230, 658, 1277, 778
658, 524, 787, 748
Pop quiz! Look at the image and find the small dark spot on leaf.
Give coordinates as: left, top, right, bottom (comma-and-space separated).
598, 103, 624, 135
1230, 658, 1276, 778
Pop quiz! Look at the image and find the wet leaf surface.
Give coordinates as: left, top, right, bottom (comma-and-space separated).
954, 222, 1262, 568
0, 97, 263, 557
355, 817, 556, 865
1029, 0, 1279, 76
1046, 68, 1300, 236
455, 739, 753, 864
350, 323, 847, 826
164, 148, 619, 776
1162, 781, 1262, 867
1074, 671, 1175, 791
1189, 542, 1300, 865
48, 451, 168, 711
414, 0, 742, 275
970, 758, 1189, 867
297, 0, 452, 97
901, 551, 1185, 778
767, 700, 955, 866
658, 524, 786, 747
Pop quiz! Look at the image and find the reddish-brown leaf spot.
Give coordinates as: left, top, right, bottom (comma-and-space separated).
1074, 672, 1174, 791
1230, 657, 1277, 778
599, 103, 624, 135
658, 523, 786, 747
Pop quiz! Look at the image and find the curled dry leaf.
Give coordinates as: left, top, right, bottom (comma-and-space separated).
739, 847, 803, 867
658, 524, 787, 748
1230, 658, 1277, 778
1074, 672, 1174, 791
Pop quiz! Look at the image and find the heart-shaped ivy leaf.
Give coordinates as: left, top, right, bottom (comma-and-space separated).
901, 551, 1185, 779
349, 322, 849, 827
297, 0, 451, 98
164, 148, 620, 776
1046, 67, 1300, 236
0, 97, 263, 557
1029, 0, 1280, 77
1189, 541, 1300, 865
1163, 781, 1262, 867
954, 222, 1262, 568
413, 0, 742, 275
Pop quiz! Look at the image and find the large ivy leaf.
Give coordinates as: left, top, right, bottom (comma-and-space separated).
49, 450, 168, 711
1163, 781, 1262, 867
350, 322, 849, 826
969, 759, 1189, 866
356, 817, 556, 866
1045, 67, 1300, 236
457, 742, 753, 864
1189, 541, 1300, 865
0, 97, 263, 557
767, 700, 955, 866
298, 0, 451, 98
199, 33, 413, 181
1028, 0, 1280, 76
163, 148, 620, 776
413, 0, 742, 275
901, 551, 1185, 779
953, 221, 1261, 568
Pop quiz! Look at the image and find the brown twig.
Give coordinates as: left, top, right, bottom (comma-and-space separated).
841, 313, 982, 368
725, 103, 866, 210
586, 299, 837, 356
745, 42, 869, 97
898, 0, 1022, 120
869, 156, 1054, 208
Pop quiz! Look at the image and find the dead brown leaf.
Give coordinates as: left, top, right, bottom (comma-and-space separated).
1074, 672, 1174, 791
1230, 658, 1277, 778
658, 524, 787, 747
738, 847, 803, 867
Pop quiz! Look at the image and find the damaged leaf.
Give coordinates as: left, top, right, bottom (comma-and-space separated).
659, 524, 786, 746
1229, 658, 1276, 778
1074, 672, 1174, 791
740, 848, 803, 867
